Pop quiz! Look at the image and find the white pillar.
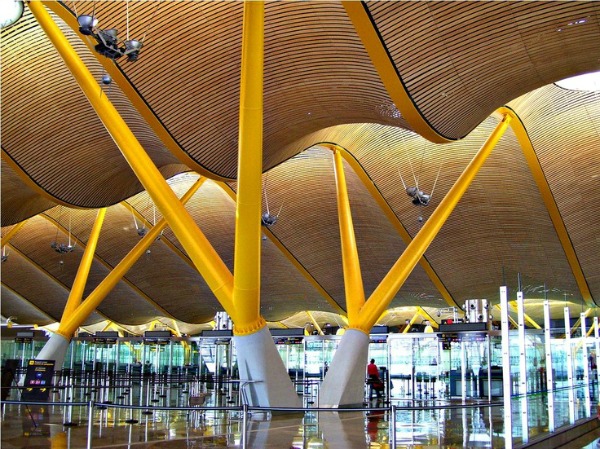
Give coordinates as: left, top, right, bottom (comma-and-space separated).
233, 326, 301, 407
36, 333, 70, 371
319, 329, 370, 407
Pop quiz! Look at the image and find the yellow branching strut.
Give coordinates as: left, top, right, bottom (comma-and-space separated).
328, 115, 511, 334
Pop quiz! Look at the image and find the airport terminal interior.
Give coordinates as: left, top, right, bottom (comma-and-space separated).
1, 1, 600, 448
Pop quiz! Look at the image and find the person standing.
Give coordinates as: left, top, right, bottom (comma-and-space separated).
367, 359, 383, 400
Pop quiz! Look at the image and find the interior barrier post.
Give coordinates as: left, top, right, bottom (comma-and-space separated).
242, 404, 249, 448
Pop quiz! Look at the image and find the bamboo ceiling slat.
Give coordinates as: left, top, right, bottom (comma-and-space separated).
1, 159, 58, 226
0, 8, 186, 208
509, 84, 600, 306
1, 1, 599, 328
368, 1, 600, 139
1, 284, 57, 326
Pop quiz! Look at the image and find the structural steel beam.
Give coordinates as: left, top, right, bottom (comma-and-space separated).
232, 0, 266, 336
499, 107, 595, 308
495, 304, 518, 328
570, 308, 592, 335
61, 208, 106, 320
44, 2, 231, 182
332, 149, 366, 322
41, 213, 175, 320
402, 311, 420, 334
1, 220, 27, 247
30, 2, 235, 318
58, 178, 204, 337
417, 306, 439, 329
355, 114, 512, 332
3, 245, 115, 324
120, 200, 196, 271
508, 300, 542, 330
306, 311, 324, 336
335, 146, 459, 309
216, 181, 346, 315
342, 2, 452, 144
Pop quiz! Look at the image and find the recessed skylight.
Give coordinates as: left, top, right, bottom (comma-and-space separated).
555, 71, 600, 92
0, 0, 23, 29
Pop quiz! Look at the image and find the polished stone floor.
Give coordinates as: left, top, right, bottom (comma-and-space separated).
1, 385, 598, 448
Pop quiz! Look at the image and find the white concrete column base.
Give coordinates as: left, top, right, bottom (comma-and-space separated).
234, 326, 301, 407
36, 333, 70, 371
318, 329, 370, 407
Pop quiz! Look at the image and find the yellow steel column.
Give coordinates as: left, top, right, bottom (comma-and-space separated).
58, 178, 204, 337
499, 106, 595, 307
402, 311, 420, 334
356, 114, 512, 332
1, 220, 27, 247
232, 0, 266, 335
30, 1, 235, 317
61, 208, 106, 320
306, 311, 324, 336
417, 306, 439, 329
332, 149, 365, 322
508, 300, 542, 330
495, 304, 518, 328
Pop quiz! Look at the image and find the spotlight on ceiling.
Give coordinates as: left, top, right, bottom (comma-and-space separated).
0, 0, 24, 29
406, 186, 431, 206
77, 14, 97, 35
51, 242, 75, 254
124, 39, 143, 61
261, 212, 278, 227
76, 14, 143, 62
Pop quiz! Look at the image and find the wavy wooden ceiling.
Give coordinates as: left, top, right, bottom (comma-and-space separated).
1, 1, 599, 330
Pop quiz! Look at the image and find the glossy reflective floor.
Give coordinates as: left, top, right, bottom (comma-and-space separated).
1, 391, 598, 449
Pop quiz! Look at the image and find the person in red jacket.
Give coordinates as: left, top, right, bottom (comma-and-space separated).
367, 359, 383, 400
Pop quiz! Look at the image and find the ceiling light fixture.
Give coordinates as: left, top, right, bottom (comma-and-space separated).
0, 0, 24, 29
76, 13, 143, 62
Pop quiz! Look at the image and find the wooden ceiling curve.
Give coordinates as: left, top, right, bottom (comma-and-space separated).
1, 1, 599, 329
367, 1, 600, 140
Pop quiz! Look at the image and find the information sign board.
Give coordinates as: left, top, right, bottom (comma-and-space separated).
21, 359, 55, 402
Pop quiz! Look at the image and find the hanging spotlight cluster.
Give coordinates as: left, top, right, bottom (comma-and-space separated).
51, 242, 75, 253
77, 14, 142, 61
405, 186, 431, 206
261, 212, 278, 227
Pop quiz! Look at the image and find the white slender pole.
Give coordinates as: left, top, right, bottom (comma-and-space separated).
544, 299, 555, 432
595, 317, 600, 402
500, 286, 513, 448
581, 313, 591, 417
565, 307, 575, 425
517, 290, 528, 442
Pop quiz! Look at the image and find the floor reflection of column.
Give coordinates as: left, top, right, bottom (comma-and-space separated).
242, 413, 303, 448
319, 411, 369, 449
